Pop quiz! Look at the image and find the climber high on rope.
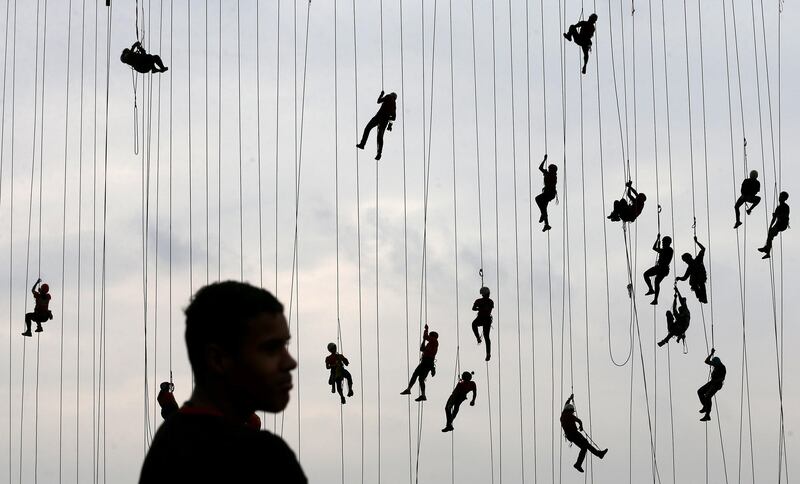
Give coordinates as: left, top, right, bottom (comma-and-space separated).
657, 286, 690, 347
676, 236, 708, 304
471, 286, 495, 362
356, 90, 397, 161
697, 348, 725, 422
22, 278, 53, 337
534, 154, 558, 232
157, 381, 179, 420
733, 170, 761, 229
607, 180, 646, 223
121, 41, 168, 74
441, 371, 477, 433
563, 13, 598, 74
643, 233, 673, 305
400, 324, 438, 402
758, 191, 790, 259
561, 394, 608, 473
325, 342, 355, 405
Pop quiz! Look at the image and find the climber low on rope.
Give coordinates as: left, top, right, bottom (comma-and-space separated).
563, 13, 598, 74
643, 233, 673, 305
157, 381, 179, 420
733, 170, 761, 229
400, 324, 438, 402
22, 278, 53, 337
325, 342, 354, 405
676, 236, 708, 304
607, 180, 646, 223
758, 191, 790, 259
471, 286, 495, 362
534, 154, 557, 232
356, 90, 397, 161
121, 41, 168, 74
560, 394, 608, 473
441, 371, 477, 433
697, 348, 725, 422
657, 286, 690, 347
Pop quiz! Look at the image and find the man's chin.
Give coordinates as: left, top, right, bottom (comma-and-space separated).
259, 392, 291, 413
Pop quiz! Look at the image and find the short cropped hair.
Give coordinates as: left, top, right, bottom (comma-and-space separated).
185, 281, 284, 382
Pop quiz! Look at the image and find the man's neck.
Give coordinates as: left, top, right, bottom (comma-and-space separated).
189, 384, 252, 422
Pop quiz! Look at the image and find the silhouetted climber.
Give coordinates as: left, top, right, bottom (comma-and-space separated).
535, 154, 558, 232
157, 381, 179, 420
121, 41, 168, 74
325, 342, 354, 405
607, 181, 646, 223
471, 286, 495, 361
733, 170, 761, 229
758, 191, 790, 259
676, 236, 708, 304
356, 90, 397, 161
697, 348, 725, 422
441, 371, 477, 433
563, 13, 598, 74
560, 394, 608, 473
139, 281, 306, 483
657, 286, 690, 347
400, 324, 439, 402
643, 234, 673, 305
22, 278, 52, 337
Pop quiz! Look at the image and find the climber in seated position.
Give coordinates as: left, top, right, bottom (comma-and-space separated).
121, 41, 168, 74
607, 181, 646, 223
758, 191, 790, 259
441, 371, 477, 433
657, 286, 690, 347
472, 286, 495, 362
22, 278, 52, 337
643, 234, 673, 305
400, 324, 438, 402
733, 170, 761, 229
325, 342, 354, 405
157, 381, 180, 420
561, 394, 608, 473
563, 13, 598, 74
535, 154, 558, 232
697, 348, 725, 422
676, 236, 708, 304
357, 90, 397, 161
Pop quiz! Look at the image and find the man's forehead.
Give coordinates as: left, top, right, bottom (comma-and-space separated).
247, 312, 291, 339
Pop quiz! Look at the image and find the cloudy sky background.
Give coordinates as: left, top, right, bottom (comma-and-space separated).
0, 0, 797, 483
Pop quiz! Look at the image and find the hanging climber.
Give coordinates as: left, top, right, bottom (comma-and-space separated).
471, 286, 495, 362
607, 180, 646, 223
697, 348, 726, 422
400, 324, 438, 402
356, 90, 397, 161
733, 170, 761, 229
325, 342, 355, 405
675, 236, 708, 304
560, 394, 608, 473
121, 41, 169, 74
22, 278, 53, 337
758, 191, 790, 259
643, 233, 673, 305
441, 371, 477, 433
563, 13, 598, 75
535, 154, 558, 232
657, 286, 690, 347
157, 381, 180, 420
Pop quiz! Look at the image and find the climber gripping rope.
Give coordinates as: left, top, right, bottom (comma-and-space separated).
441, 371, 477, 433
561, 394, 608, 473
471, 286, 495, 362
22, 278, 53, 337
400, 324, 438, 402
325, 342, 355, 405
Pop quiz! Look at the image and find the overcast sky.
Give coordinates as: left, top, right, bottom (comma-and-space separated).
0, 0, 797, 483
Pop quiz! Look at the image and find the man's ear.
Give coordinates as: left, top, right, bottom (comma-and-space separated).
205, 344, 233, 377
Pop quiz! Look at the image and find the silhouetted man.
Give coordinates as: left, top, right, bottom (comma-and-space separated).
325, 342, 355, 405
658, 286, 690, 347
535, 154, 557, 232
758, 191, 790, 259
643, 234, 673, 305
441, 371, 477, 432
560, 394, 608, 473
22, 278, 52, 337
607, 181, 646, 223
139, 281, 306, 484
400, 324, 439, 402
472, 286, 495, 361
733, 170, 761, 229
121, 41, 168, 74
357, 90, 397, 160
697, 348, 725, 422
157, 381, 179, 420
564, 13, 598, 74
676, 236, 708, 304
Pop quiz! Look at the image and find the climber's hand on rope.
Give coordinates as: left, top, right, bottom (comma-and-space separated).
625, 180, 632, 188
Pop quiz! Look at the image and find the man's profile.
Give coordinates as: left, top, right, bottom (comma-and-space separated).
139, 281, 306, 483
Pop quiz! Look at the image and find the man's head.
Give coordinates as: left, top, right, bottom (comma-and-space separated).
681, 252, 693, 263
779, 191, 789, 203
749, 170, 758, 179
637, 193, 647, 202
665, 310, 673, 322
185, 281, 297, 413
662, 236, 672, 247
39, 283, 49, 294
479, 286, 490, 297
327, 342, 337, 354
548, 164, 558, 173
589, 13, 598, 23
389, 92, 397, 100
160, 381, 173, 392
564, 402, 575, 413
461, 371, 473, 382
120, 48, 131, 63
428, 331, 439, 340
